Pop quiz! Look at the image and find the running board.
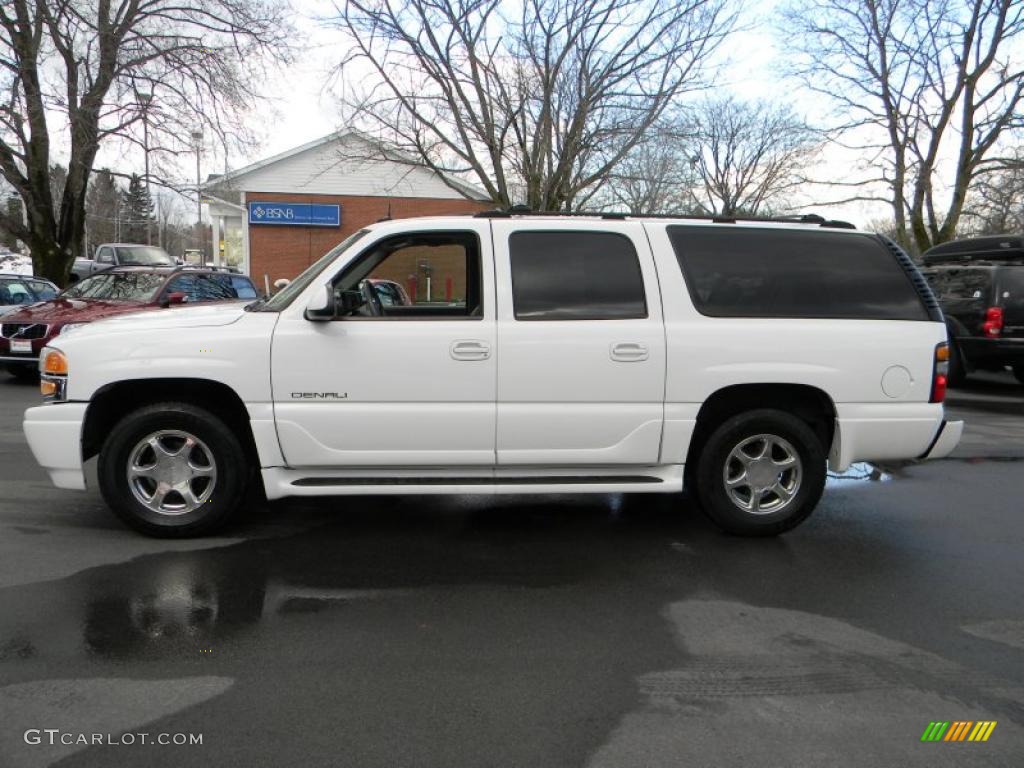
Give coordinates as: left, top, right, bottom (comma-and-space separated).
292, 475, 663, 487
261, 466, 685, 500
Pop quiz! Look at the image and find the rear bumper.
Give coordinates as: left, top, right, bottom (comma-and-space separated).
920, 419, 963, 460
23, 403, 88, 490
958, 337, 1024, 366
830, 403, 962, 471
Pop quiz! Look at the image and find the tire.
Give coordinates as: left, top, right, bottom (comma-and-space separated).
98, 402, 249, 538
947, 341, 967, 386
6, 364, 38, 382
694, 409, 827, 537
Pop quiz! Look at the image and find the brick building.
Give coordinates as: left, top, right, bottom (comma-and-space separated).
202, 130, 491, 291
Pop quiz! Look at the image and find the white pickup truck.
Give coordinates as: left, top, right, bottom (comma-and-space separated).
24, 213, 962, 538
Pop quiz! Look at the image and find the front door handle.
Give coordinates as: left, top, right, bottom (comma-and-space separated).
450, 340, 491, 361
610, 342, 649, 362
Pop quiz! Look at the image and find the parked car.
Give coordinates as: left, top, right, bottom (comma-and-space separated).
24, 212, 961, 538
920, 234, 1024, 384
1, 266, 259, 379
70, 243, 177, 282
0, 274, 58, 316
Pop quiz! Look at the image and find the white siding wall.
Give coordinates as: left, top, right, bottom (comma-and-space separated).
231, 134, 476, 199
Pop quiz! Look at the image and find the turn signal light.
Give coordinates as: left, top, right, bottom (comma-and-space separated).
40, 379, 57, 397
42, 350, 68, 375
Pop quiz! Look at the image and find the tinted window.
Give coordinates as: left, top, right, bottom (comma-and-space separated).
998, 268, 1024, 312
668, 227, 928, 320
922, 268, 992, 301
509, 231, 647, 320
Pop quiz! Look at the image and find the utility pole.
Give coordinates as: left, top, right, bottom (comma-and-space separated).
138, 91, 153, 245
191, 128, 203, 265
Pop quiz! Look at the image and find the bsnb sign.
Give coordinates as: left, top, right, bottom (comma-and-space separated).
248, 202, 341, 227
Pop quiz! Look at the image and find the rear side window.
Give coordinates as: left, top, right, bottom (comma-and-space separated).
509, 231, 647, 320
229, 276, 259, 299
668, 227, 929, 320
998, 269, 1024, 312
922, 268, 992, 301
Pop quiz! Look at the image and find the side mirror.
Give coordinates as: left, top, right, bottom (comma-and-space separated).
337, 289, 366, 315
160, 291, 188, 308
304, 285, 335, 321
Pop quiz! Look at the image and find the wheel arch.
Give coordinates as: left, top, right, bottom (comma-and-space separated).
82, 378, 259, 465
685, 383, 837, 471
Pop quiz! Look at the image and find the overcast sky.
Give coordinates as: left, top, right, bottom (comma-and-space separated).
89, 0, 890, 227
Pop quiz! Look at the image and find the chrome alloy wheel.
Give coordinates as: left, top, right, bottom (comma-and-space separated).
126, 430, 217, 515
723, 433, 802, 515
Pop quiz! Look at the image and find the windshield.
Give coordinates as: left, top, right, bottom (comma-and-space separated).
62, 272, 167, 302
114, 246, 176, 266
256, 229, 369, 311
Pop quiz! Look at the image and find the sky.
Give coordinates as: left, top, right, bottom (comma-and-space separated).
88, 0, 892, 228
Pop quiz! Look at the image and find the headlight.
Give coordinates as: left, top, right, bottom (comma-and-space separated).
58, 322, 88, 335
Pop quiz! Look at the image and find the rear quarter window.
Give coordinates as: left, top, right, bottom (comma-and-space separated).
922, 268, 992, 301
667, 227, 929, 321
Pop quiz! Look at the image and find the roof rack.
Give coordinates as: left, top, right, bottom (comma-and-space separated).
922, 234, 1024, 265
472, 208, 856, 229
170, 264, 241, 273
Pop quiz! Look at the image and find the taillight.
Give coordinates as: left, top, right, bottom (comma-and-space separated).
931, 342, 949, 403
982, 307, 1003, 338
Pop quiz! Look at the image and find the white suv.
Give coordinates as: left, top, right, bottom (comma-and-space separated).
23, 213, 962, 537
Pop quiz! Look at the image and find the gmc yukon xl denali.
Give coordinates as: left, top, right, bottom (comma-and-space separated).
23, 212, 963, 538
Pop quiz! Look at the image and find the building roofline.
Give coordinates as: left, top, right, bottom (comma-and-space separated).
204, 128, 491, 202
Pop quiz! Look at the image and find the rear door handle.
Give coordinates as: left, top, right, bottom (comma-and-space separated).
610, 342, 649, 362
450, 340, 491, 361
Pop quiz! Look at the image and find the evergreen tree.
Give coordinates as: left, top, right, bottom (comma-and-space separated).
121, 174, 153, 243
85, 169, 122, 250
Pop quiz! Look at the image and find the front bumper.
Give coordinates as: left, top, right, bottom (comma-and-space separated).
23, 403, 88, 490
0, 354, 39, 365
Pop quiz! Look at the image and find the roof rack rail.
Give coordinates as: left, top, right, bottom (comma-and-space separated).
171, 264, 241, 273
472, 208, 856, 229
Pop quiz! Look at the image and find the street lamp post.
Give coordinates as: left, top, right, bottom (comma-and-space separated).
191, 128, 203, 265
137, 92, 153, 245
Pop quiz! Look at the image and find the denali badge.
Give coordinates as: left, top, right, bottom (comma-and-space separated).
290, 392, 348, 399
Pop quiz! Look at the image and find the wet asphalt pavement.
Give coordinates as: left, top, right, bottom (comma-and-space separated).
1, 375, 1023, 767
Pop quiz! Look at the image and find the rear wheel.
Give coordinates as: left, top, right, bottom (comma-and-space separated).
694, 409, 826, 537
98, 402, 249, 537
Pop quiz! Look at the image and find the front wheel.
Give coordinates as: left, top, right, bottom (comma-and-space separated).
98, 402, 249, 537
694, 409, 827, 537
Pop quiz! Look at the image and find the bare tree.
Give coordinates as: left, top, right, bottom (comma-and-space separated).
599, 125, 697, 214
0, 0, 292, 283
962, 149, 1024, 234
330, 0, 734, 211
785, 0, 1024, 252
685, 97, 818, 217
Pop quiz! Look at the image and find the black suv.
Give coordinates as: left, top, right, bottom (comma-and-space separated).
921, 235, 1024, 384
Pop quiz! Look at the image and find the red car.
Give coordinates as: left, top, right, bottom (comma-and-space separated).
0, 266, 259, 379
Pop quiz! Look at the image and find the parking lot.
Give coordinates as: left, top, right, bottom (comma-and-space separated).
1, 374, 1022, 767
